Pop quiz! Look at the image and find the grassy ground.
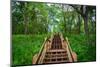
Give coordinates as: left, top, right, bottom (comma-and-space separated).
67, 34, 96, 62
12, 34, 96, 65
12, 34, 46, 65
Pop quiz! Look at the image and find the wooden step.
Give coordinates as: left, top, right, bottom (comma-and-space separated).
43, 49, 70, 64
43, 57, 69, 64
47, 49, 66, 52
45, 54, 68, 58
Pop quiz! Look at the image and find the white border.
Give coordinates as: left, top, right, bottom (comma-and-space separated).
15, 0, 97, 5
0, 0, 100, 67
0, 0, 10, 67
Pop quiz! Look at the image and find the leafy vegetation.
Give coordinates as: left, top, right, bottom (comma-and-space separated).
12, 1, 96, 66
12, 34, 46, 65
67, 34, 96, 61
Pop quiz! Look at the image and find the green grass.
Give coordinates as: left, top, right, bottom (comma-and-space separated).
12, 34, 96, 65
12, 34, 46, 65
67, 34, 96, 62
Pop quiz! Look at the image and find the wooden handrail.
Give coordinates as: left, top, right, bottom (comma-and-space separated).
66, 37, 75, 62
35, 37, 47, 64
60, 33, 76, 62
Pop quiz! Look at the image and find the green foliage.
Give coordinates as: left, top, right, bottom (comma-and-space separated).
12, 2, 49, 34
12, 1, 96, 65
67, 34, 96, 61
12, 34, 96, 65
12, 2, 96, 34
12, 34, 46, 65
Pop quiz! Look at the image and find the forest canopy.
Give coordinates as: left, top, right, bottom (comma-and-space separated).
12, 2, 96, 35
12, 1, 96, 65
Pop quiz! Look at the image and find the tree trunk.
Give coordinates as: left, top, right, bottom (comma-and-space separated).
24, 14, 28, 34
77, 15, 81, 34
62, 4, 67, 33
82, 6, 89, 35
83, 15, 89, 35
24, 2, 28, 34
69, 17, 72, 34
91, 20, 94, 34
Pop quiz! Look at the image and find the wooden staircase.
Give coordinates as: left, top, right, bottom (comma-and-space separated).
32, 33, 77, 64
